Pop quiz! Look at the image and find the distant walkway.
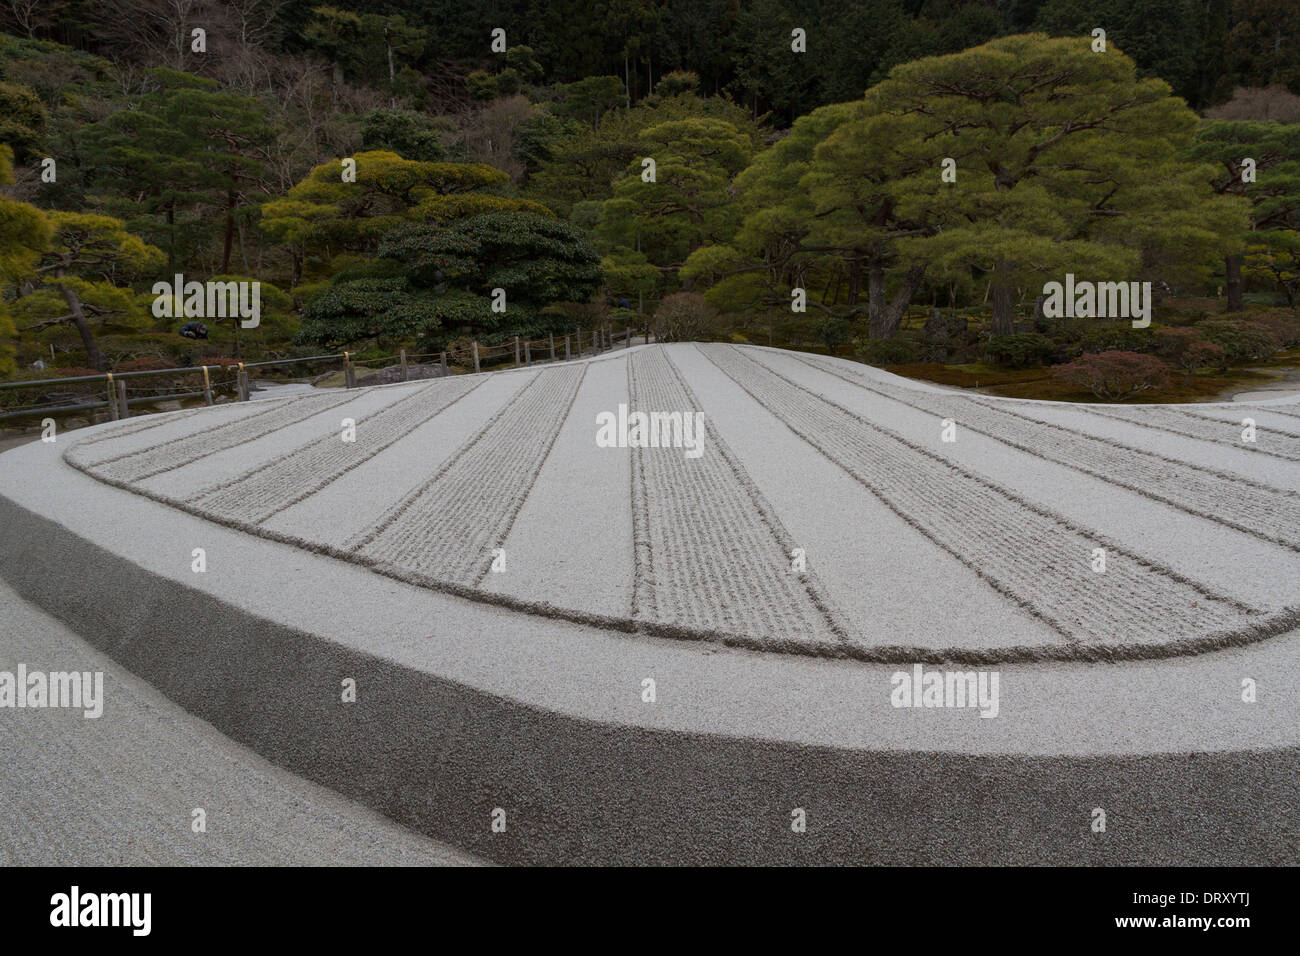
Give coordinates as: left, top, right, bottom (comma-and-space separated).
1224, 364, 1300, 402
0, 578, 481, 866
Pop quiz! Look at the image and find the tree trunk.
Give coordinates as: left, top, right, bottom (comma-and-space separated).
990, 262, 1016, 336
222, 187, 236, 273
60, 276, 106, 371
866, 261, 886, 337
868, 264, 925, 339
846, 259, 862, 307
881, 265, 926, 339
237, 219, 251, 274
1225, 253, 1244, 311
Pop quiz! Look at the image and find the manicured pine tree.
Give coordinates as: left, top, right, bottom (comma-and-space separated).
1186, 120, 1300, 309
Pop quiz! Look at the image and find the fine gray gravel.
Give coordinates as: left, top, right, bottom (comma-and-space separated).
0, 577, 482, 867
5, 345, 1299, 864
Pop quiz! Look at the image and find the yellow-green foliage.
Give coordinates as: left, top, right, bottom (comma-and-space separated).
0, 145, 52, 284
43, 211, 165, 274
259, 151, 551, 250
0, 144, 51, 374
0, 299, 16, 376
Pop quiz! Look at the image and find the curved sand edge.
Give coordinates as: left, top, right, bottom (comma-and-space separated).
0, 495, 1294, 864
50, 345, 1300, 664
0, 577, 482, 866
2, 428, 1298, 757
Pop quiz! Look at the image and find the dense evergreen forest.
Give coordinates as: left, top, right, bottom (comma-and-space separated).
2, 0, 1299, 403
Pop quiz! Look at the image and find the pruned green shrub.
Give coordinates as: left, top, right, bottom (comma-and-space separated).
1194, 319, 1281, 368
983, 332, 1053, 368
858, 336, 923, 366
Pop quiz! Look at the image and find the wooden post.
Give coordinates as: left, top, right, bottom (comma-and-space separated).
625, 326, 631, 348
237, 363, 250, 401
400, 349, 409, 381
514, 336, 521, 367
592, 329, 598, 351
472, 341, 480, 373
201, 365, 214, 406
549, 333, 555, 362
105, 373, 119, 421
565, 335, 571, 361
343, 351, 356, 389
524, 340, 531, 365
115, 378, 129, 418
440, 351, 448, 373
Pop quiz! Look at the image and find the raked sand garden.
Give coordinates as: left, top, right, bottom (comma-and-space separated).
56, 343, 1300, 661
2, 343, 1297, 864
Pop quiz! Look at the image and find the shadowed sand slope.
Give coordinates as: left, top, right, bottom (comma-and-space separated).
60, 344, 1300, 664
0, 578, 480, 866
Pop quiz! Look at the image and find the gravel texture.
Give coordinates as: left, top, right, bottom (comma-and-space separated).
0, 577, 480, 866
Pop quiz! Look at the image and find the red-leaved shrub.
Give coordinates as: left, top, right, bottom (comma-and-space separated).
1154, 328, 1226, 383
1051, 350, 1171, 400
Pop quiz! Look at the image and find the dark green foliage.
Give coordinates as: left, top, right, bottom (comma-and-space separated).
80, 69, 272, 273
1194, 318, 1281, 365
984, 332, 1054, 368
297, 211, 603, 347
818, 316, 858, 352
296, 278, 502, 348
0, 80, 46, 163
858, 336, 925, 366
1035, 0, 1201, 105
383, 211, 602, 310
361, 109, 447, 162
2, 7, 1300, 377
549, 76, 627, 128
302, 8, 427, 87
1079, 325, 1157, 355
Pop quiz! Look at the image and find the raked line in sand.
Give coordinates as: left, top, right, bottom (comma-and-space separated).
1, 434, 1296, 864
2, 349, 1297, 863
699, 344, 1294, 656
1086, 403, 1300, 460
784, 349, 1300, 551
746, 347, 1299, 618
53, 343, 1300, 665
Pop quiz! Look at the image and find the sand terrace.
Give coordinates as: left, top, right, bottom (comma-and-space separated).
53, 343, 1300, 663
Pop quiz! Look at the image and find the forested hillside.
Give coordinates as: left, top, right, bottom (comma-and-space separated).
2, 0, 1299, 404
